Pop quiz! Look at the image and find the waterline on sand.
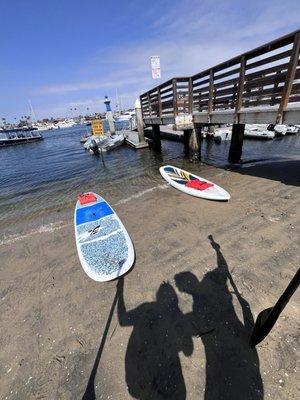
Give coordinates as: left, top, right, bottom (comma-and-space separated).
0, 184, 170, 246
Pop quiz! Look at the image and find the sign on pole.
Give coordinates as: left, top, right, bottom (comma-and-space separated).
91, 119, 104, 136
150, 56, 161, 80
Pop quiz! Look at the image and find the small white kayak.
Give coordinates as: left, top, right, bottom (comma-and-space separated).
160, 165, 230, 201
74, 192, 135, 281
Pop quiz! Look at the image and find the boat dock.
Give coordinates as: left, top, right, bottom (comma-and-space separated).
140, 30, 300, 162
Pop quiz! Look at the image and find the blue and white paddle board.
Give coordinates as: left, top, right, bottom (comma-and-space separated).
74, 192, 135, 282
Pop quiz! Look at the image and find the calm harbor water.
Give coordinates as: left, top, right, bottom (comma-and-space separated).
0, 124, 299, 231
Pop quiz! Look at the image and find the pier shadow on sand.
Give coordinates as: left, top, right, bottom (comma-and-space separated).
118, 235, 263, 400
230, 159, 300, 187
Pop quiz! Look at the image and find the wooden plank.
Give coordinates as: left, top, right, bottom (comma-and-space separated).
291, 82, 300, 93
160, 93, 174, 101
245, 62, 289, 80
160, 86, 173, 95
242, 86, 284, 99
213, 77, 239, 90
214, 67, 240, 81
159, 79, 173, 90
234, 56, 246, 122
198, 97, 209, 104
244, 72, 287, 89
148, 88, 158, 95
192, 77, 210, 87
193, 105, 300, 125
246, 50, 291, 70
149, 91, 158, 98
288, 95, 300, 103
193, 85, 210, 95
173, 77, 190, 83
277, 32, 300, 122
243, 98, 281, 107
161, 100, 174, 109
214, 94, 236, 104
176, 82, 189, 87
214, 85, 240, 98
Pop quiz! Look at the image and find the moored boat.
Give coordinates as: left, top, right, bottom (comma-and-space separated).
84, 133, 124, 154
0, 131, 43, 147
244, 125, 275, 140
213, 127, 232, 143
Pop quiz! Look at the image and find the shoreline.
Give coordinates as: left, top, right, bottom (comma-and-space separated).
1, 158, 298, 239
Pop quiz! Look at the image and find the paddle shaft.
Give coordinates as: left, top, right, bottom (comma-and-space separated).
250, 268, 299, 347
269, 268, 299, 318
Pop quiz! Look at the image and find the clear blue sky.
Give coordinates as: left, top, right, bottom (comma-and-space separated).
0, 0, 299, 121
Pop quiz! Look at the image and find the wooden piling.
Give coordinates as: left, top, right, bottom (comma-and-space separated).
152, 125, 161, 151
183, 125, 202, 162
228, 124, 245, 163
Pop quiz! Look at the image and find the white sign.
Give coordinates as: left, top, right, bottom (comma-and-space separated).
150, 55, 161, 79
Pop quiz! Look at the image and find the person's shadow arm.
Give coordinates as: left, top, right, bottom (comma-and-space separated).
117, 277, 134, 326
208, 234, 254, 331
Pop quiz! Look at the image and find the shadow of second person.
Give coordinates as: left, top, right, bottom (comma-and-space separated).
117, 278, 194, 400
175, 235, 264, 400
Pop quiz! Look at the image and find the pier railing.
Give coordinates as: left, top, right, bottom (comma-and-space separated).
140, 30, 300, 126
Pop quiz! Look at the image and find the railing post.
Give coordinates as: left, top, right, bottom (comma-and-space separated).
157, 87, 162, 119
139, 96, 144, 120
188, 77, 193, 114
271, 70, 281, 106
276, 32, 300, 123
172, 78, 178, 116
208, 69, 214, 122
234, 56, 246, 123
147, 93, 152, 117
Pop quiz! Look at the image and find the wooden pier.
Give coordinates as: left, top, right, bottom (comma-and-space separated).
140, 30, 300, 162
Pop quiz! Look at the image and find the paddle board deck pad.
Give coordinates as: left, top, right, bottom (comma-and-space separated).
160, 165, 230, 201
74, 192, 135, 281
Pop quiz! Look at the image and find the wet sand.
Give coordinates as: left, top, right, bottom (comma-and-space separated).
1, 162, 299, 399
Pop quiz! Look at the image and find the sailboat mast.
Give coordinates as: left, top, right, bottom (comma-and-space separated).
28, 100, 37, 122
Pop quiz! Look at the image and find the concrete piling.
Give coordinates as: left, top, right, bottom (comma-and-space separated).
104, 96, 116, 135
135, 98, 147, 145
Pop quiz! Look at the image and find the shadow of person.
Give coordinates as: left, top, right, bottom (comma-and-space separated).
117, 278, 194, 400
175, 235, 264, 400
